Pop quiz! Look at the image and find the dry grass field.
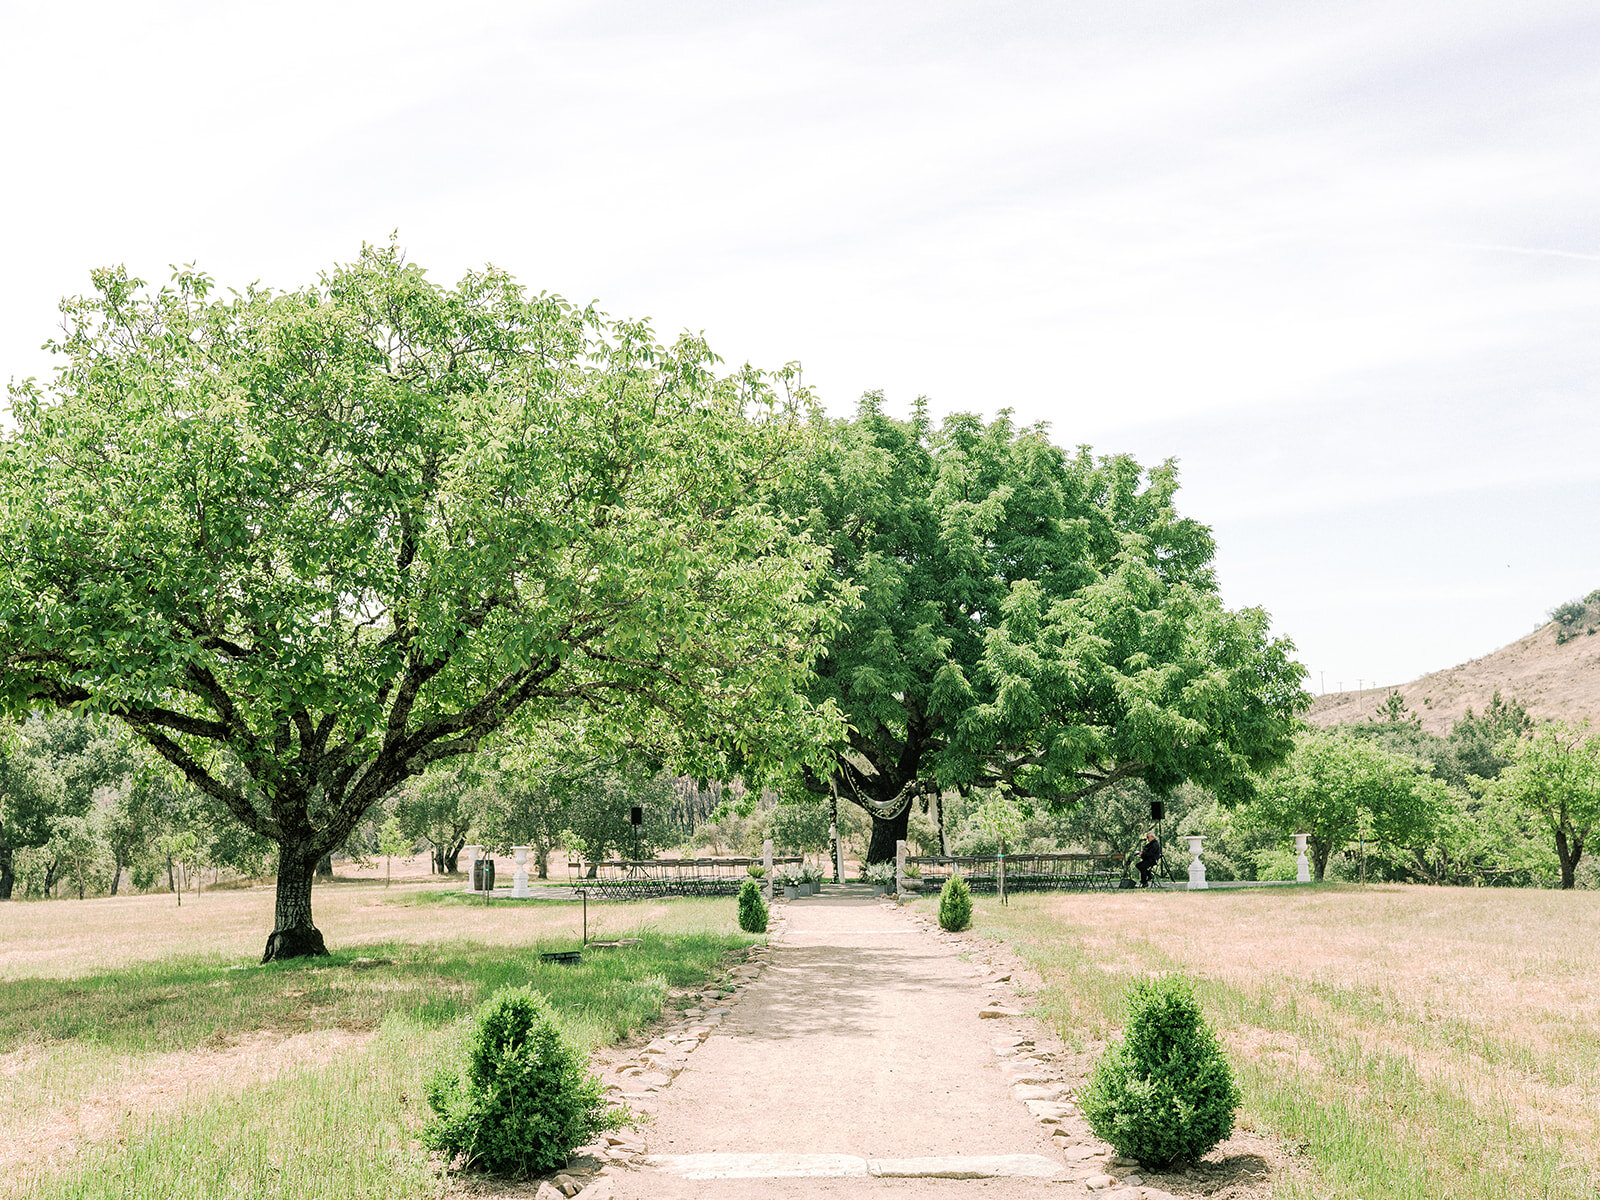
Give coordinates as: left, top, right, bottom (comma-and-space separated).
973, 885, 1600, 1200
0, 879, 753, 1199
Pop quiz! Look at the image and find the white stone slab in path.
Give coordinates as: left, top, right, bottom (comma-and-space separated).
645, 1153, 1065, 1180
646, 1153, 869, 1179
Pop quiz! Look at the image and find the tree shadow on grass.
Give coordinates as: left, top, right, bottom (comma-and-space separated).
0, 932, 750, 1056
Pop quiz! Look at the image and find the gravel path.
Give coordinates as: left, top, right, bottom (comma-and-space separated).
587, 886, 1154, 1200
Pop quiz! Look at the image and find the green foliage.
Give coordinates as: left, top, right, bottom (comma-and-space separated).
1448, 692, 1532, 782
1375, 690, 1419, 725
47, 813, 112, 900
423, 987, 625, 1176
1551, 599, 1589, 628
780, 400, 1308, 859
768, 793, 833, 854
0, 245, 842, 951
1080, 975, 1239, 1168
937, 873, 972, 931
0, 725, 68, 897
736, 879, 769, 933
1483, 722, 1600, 889
1248, 729, 1450, 880
1327, 697, 1554, 887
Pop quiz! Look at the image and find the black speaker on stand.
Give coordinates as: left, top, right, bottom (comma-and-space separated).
1148, 800, 1175, 884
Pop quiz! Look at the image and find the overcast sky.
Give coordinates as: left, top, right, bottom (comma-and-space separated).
3, 0, 1597, 694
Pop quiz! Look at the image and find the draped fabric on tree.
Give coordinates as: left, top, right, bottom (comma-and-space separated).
0, 245, 841, 959
785, 397, 1309, 862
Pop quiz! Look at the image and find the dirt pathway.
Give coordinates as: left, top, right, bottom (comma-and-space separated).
596, 886, 1151, 1200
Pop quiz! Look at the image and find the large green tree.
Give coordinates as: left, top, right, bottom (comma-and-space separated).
0, 246, 837, 959
784, 399, 1307, 860
1485, 722, 1600, 889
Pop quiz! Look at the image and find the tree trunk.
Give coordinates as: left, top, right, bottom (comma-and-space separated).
431, 847, 444, 874
536, 847, 549, 879
110, 852, 123, 897
1555, 827, 1582, 890
315, 852, 334, 879
43, 857, 59, 898
166, 854, 176, 893
0, 846, 13, 900
865, 806, 911, 865
263, 845, 329, 962
443, 842, 463, 873
1312, 837, 1332, 882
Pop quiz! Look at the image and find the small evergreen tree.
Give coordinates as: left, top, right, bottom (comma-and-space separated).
1080, 975, 1239, 1168
424, 987, 624, 1175
937, 874, 972, 931
737, 878, 769, 933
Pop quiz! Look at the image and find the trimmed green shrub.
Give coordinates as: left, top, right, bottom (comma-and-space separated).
1080, 975, 1239, 1168
938, 874, 972, 931
423, 987, 625, 1175
737, 878, 769, 933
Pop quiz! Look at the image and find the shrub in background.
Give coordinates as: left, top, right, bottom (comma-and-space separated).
423, 987, 624, 1175
1079, 975, 1239, 1168
938, 874, 972, 931
737, 878, 769, 933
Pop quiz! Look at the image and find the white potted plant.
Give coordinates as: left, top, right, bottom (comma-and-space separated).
777, 866, 801, 900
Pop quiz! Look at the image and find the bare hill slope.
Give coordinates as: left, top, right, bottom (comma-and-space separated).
1309, 594, 1600, 734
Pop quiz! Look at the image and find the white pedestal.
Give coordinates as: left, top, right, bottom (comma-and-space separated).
1295, 833, 1311, 883
463, 844, 482, 893
512, 846, 531, 897
1186, 835, 1208, 890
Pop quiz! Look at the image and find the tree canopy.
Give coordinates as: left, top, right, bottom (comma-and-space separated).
781, 398, 1308, 859
0, 245, 840, 958
1250, 728, 1450, 880
1484, 722, 1600, 889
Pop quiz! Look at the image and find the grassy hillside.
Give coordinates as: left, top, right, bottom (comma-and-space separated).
1310, 591, 1600, 733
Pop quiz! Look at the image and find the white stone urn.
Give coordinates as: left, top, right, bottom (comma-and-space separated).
512, 846, 532, 897
462, 844, 482, 893
1295, 833, 1311, 883
1185, 835, 1208, 890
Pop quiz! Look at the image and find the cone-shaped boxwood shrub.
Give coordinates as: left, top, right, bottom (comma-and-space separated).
1080, 975, 1239, 1168
423, 986, 625, 1175
737, 878, 769, 933
938, 874, 972, 931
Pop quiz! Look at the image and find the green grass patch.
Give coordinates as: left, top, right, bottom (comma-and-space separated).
4, 903, 758, 1200
18, 1016, 449, 1200
0, 930, 750, 1056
